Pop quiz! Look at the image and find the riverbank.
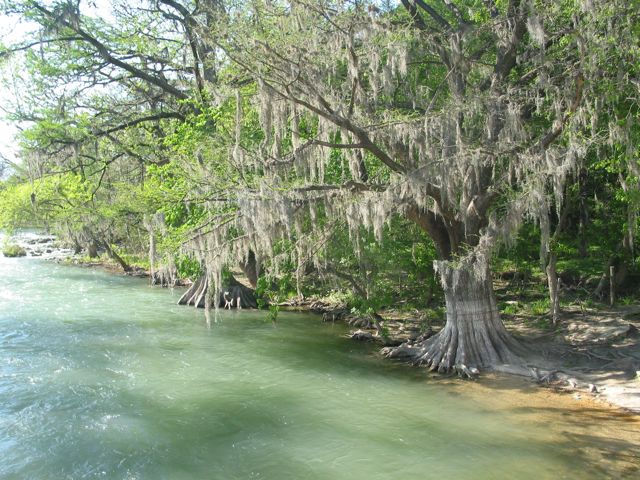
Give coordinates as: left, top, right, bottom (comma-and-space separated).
3, 232, 639, 415
343, 304, 640, 414
278, 296, 640, 414
1, 231, 163, 280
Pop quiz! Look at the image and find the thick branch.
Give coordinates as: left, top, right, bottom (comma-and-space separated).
157, 0, 206, 95
494, 0, 526, 80
283, 84, 407, 174
400, 0, 430, 32
414, 0, 451, 31
32, 3, 190, 101
538, 74, 584, 151
406, 204, 452, 259
325, 264, 368, 299
92, 112, 185, 136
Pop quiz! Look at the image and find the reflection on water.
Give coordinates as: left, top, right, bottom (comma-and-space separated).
1, 256, 639, 479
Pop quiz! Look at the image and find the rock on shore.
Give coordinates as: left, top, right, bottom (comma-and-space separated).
1, 232, 75, 260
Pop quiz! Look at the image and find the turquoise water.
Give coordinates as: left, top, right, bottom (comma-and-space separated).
1, 256, 638, 479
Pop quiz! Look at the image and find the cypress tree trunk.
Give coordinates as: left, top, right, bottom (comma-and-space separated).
385, 260, 522, 375
239, 250, 259, 289
87, 241, 98, 258
178, 274, 258, 309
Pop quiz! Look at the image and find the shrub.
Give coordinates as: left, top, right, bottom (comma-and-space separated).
2, 244, 27, 257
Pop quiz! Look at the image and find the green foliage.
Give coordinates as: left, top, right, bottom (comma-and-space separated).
619, 295, 636, 306
378, 323, 390, 340
176, 255, 203, 280
322, 217, 440, 310
255, 276, 270, 309
0, 173, 91, 230
254, 276, 283, 322
266, 304, 280, 324
163, 104, 223, 157
349, 295, 393, 317
2, 243, 26, 257
528, 299, 551, 317
255, 274, 295, 307
119, 253, 150, 270
500, 302, 521, 316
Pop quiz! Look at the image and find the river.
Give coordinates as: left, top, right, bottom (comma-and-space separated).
1, 255, 639, 479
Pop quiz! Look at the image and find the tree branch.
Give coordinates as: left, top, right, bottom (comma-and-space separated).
400, 0, 430, 32
92, 112, 185, 136
494, 0, 526, 80
157, 0, 206, 96
414, 0, 451, 31
31, 3, 190, 101
537, 73, 584, 151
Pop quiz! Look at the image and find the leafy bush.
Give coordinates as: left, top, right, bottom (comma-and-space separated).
2, 244, 26, 257
501, 302, 521, 315
176, 255, 203, 280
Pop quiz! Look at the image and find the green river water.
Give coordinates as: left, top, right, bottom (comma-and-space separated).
1, 255, 639, 479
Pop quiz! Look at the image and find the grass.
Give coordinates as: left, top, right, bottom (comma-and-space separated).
501, 301, 521, 315
121, 253, 150, 270
528, 298, 551, 316
619, 295, 636, 306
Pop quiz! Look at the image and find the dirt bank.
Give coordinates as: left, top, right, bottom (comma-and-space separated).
314, 300, 640, 414
506, 306, 640, 414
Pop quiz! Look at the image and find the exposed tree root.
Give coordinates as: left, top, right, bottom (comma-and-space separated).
178, 275, 258, 308
382, 333, 522, 378
383, 333, 609, 391
382, 304, 526, 377
381, 259, 530, 377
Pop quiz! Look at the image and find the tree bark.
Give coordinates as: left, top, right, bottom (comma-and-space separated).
148, 230, 156, 284
542, 195, 569, 325
578, 167, 589, 257
546, 252, 560, 326
239, 250, 259, 289
178, 274, 258, 308
384, 260, 522, 375
609, 265, 616, 307
102, 242, 131, 272
87, 241, 99, 258
593, 252, 627, 300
